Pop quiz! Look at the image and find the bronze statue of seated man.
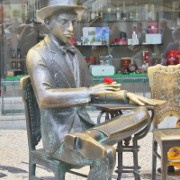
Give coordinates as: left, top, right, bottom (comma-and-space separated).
26, 0, 165, 179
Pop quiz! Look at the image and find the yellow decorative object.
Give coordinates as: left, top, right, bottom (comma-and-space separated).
168, 120, 180, 168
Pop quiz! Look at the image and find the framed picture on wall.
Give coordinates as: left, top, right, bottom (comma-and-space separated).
82, 27, 109, 45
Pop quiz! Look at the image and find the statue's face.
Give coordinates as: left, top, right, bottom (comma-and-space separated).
49, 12, 77, 44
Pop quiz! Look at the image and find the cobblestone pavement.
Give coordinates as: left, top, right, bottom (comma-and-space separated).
1, 79, 180, 179
1, 130, 180, 180
0, 101, 179, 180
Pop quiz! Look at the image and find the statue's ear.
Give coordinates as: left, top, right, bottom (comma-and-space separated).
44, 18, 52, 31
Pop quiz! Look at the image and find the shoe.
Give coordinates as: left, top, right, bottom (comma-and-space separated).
64, 132, 107, 160
157, 165, 175, 174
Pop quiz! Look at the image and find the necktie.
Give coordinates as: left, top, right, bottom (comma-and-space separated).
60, 45, 76, 55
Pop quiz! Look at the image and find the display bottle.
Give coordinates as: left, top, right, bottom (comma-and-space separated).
116, 8, 120, 21
143, 50, 149, 68
17, 48, 22, 70
105, 54, 113, 65
11, 49, 17, 69
132, 31, 138, 45
121, 1, 126, 20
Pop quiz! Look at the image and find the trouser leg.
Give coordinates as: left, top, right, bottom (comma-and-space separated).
64, 106, 150, 157
53, 107, 149, 179
52, 143, 116, 180
88, 145, 116, 180
92, 106, 150, 145
64, 106, 149, 161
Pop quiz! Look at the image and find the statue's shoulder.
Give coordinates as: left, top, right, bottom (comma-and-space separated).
27, 38, 48, 59
33, 39, 46, 51
27, 41, 44, 56
26, 40, 47, 64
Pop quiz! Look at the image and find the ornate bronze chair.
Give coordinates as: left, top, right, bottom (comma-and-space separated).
147, 64, 180, 180
20, 75, 87, 180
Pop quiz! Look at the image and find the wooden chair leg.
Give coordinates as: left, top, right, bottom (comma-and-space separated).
152, 141, 157, 180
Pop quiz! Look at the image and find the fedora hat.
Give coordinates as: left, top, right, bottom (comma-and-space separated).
36, 0, 86, 21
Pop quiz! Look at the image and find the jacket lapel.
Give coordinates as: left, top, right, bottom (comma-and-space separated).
74, 50, 91, 87
44, 36, 76, 87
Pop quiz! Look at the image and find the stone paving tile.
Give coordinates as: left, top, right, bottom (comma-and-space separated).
0, 130, 180, 179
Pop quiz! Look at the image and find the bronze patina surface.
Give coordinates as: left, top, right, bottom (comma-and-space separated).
26, 0, 165, 179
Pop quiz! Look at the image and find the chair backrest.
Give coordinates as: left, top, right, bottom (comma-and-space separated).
147, 64, 180, 128
20, 75, 41, 151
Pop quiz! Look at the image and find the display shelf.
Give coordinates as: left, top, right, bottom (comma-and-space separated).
4, 75, 25, 81
91, 73, 149, 97
76, 44, 159, 47
1, 76, 26, 115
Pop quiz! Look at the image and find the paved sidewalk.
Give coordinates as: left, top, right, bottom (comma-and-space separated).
0, 78, 179, 179
0, 129, 179, 180
0, 99, 179, 179
0, 129, 149, 180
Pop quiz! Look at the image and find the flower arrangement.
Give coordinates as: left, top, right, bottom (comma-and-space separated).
103, 77, 114, 84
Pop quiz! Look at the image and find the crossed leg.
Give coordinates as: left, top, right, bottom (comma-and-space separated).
65, 106, 150, 160
53, 143, 116, 180
53, 106, 149, 179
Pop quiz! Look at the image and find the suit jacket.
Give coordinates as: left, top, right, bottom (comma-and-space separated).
26, 35, 95, 155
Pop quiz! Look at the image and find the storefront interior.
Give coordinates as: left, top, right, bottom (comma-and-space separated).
0, 0, 179, 89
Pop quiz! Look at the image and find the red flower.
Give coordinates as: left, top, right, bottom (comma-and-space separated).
103, 77, 114, 84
